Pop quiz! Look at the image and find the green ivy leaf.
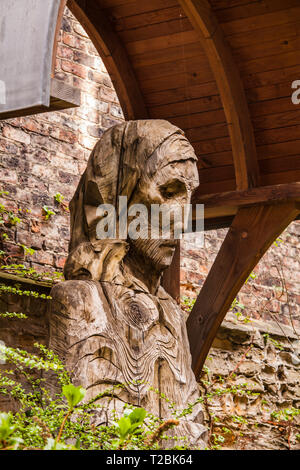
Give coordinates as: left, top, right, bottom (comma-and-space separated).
128, 408, 146, 425
0, 412, 15, 441
62, 384, 86, 411
117, 417, 132, 439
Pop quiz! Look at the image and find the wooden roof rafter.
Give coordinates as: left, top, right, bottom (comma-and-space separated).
178, 0, 260, 191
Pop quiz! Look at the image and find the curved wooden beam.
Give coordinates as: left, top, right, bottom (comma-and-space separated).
179, 0, 259, 191
187, 202, 300, 378
69, 0, 148, 120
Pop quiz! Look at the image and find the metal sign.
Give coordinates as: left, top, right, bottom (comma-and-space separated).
0, 0, 61, 116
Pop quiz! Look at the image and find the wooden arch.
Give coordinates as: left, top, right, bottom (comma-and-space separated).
65, 0, 300, 377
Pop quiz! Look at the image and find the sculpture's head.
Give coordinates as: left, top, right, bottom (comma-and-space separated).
64, 120, 199, 281
127, 133, 198, 271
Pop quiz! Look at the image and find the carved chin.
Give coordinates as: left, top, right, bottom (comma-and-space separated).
130, 238, 176, 271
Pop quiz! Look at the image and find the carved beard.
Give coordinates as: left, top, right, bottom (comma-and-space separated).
129, 237, 177, 273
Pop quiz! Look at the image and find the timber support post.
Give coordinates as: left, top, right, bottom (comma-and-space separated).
188, 202, 300, 378
162, 241, 181, 303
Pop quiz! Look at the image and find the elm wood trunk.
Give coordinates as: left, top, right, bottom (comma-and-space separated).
48, 120, 207, 447
187, 201, 300, 378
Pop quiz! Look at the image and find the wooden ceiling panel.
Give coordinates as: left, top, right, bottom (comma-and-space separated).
118, 17, 192, 44
112, 6, 185, 32
257, 140, 300, 161
215, 0, 300, 24
209, 0, 257, 10
185, 122, 229, 143
125, 30, 199, 55
221, 5, 300, 37
101, 0, 179, 19
225, 20, 300, 50
135, 54, 207, 82
192, 136, 232, 155
148, 95, 222, 119
168, 109, 226, 130
196, 151, 234, 168
140, 69, 214, 94
144, 82, 219, 107
130, 42, 204, 68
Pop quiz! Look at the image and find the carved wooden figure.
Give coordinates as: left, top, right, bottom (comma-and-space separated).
49, 120, 207, 446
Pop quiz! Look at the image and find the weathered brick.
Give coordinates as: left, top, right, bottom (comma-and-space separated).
55, 255, 67, 269
74, 50, 95, 68
62, 60, 88, 79
63, 32, 87, 51
2, 126, 30, 145
73, 21, 89, 38
78, 134, 98, 150
57, 44, 74, 60
110, 104, 124, 119
87, 125, 104, 139
99, 85, 119, 104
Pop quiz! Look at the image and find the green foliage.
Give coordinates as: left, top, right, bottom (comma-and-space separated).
270, 407, 300, 422
8, 213, 21, 226
0, 412, 15, 440
181, 296, 196, 312
0, 412, 22, 449
0, 263, 63, 284
42, 206, 55, 221
263, 333, 284, 351
0, 339, 188, 451
114, 408, 147, 446
18, 244, 35, 257
0, 312, 28, 319
0, 283, 52, 300
54, 193, 64, 204
230, 298, 252, 324
62, 384, 86, 411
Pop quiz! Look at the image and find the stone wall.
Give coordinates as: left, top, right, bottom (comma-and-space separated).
0, 7, 300, 450
201, 313, 300, 450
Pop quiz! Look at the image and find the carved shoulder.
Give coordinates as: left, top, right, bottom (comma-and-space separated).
50, 280, 109, 326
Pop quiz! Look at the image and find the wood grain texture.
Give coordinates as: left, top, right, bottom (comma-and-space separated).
187, 202, 300, 377
48, 120, 207, 446
192, 181, 300, 217
179, 0, 259, 191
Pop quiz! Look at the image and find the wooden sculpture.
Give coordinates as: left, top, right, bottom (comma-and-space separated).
49, 120, 207, 446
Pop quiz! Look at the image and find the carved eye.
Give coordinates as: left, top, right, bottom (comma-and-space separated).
164, 190, 175, 199
159, 179, 186, 200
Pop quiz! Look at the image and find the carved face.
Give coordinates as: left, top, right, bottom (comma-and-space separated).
128, 136, 199, 271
